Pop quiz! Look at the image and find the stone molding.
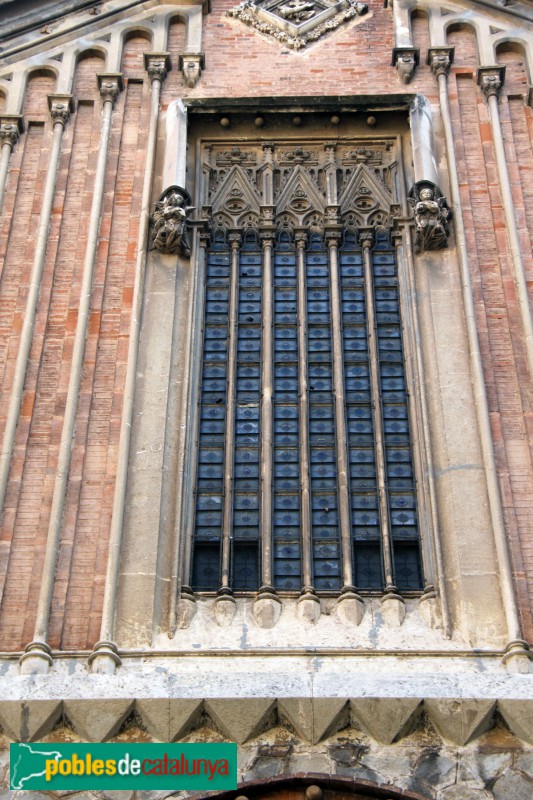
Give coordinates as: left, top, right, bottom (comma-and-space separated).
0, 692, 533, 745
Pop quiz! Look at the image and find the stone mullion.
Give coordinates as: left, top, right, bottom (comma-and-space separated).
295, 233, 313, 592
360, 232, 395, 592
220, 233, 242, 590
260, 232, 275, 588
326, 229, 353, 590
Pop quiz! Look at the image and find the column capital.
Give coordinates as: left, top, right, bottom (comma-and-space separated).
260, 229, 276, 247
97, 73, 124, 105
359, 229, 374, 249
47, 94, 74, 127
144, 52, 171, 83
427, 46, 454, 79
294, 230, 307, 250
477, 65, 505, 100
392, 47, 420, 85
228, 231, 242, 250
0, 114, 24, 147
324, 228, 342, 247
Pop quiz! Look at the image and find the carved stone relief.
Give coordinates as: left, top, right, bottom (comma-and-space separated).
408, 181, 451, 253
151, 185, 195, 256
201, 138, 399, 231
227, 0, 368, 50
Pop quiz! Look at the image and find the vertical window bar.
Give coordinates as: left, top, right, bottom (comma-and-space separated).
360, 231, 395, 590
326, 230, 354, 589
260, 232, 275, 587
220, 232, 242, 588
296, 232, 313, 588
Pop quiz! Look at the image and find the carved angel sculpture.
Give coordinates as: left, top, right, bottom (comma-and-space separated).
151, 186, 195, 256
409, 182, 451, 254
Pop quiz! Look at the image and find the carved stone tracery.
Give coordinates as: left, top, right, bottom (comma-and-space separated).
202, 139, 399, 233
227, 0, 368, 50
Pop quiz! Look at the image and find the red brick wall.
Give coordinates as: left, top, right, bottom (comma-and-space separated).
0, 2, 533, 649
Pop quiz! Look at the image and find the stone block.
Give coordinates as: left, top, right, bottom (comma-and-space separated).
63, 700, 133, 742
350, 697, 421, 744
0, 700, 62, 742
424, 699, 495, 745
204, 699, 276, 744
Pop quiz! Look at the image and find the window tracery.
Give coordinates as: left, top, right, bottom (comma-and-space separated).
187, 137, 424, 606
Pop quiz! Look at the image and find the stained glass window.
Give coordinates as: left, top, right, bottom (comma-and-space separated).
191, 227, 422, 594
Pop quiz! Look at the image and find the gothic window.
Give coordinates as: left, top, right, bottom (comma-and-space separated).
189, 138, 423, 597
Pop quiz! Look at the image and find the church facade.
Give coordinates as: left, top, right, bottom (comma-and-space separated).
1, 0, 533, 796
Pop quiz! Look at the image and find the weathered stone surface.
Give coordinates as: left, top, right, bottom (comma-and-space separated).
278, 698, 348, 744
381, 594, 406, 627
176, 596, 197, 629
0, 700, 62, 741
253, 592, 282, 628
425, 699, 495, 745
214, 595, 237, 627
350, 698, 421, 744
438, 788, 492, 800
169, 700, 204, 741
204, 699, 276, 743
498, 700, 533, 744
63, 700, 133, 742
297, 593, 320, 624
492, 769, 533, 800
336, 593, 365, 626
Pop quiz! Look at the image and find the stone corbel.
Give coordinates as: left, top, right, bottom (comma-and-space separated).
0, 114, 24, 148
179, 53, 205, 88
336, 585, 365, 626
408, 180, 451, 254
381, 585, 405, 627
176, 585, 197, 628
253, 585, 282, 628
47, 94, 74, 127
297, 586, 321, 624
427, 46, 454, 79
392, 47, 420, 85
150, 185, 195, 256
477, 65, 505, 100
214, 587, 237, 627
